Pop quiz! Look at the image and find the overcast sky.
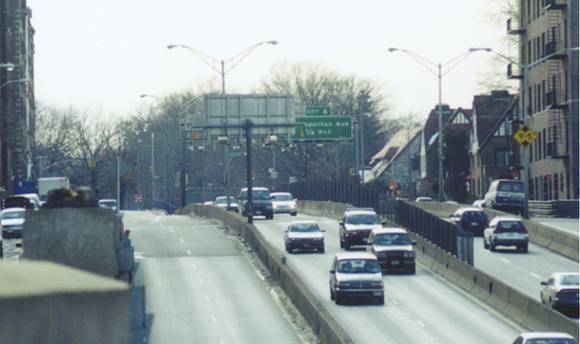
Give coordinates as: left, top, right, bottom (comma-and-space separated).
27, 0, 513, 120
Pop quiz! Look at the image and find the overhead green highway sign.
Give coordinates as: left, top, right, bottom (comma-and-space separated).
305, 106, 331, 116
293, 116, 352, 141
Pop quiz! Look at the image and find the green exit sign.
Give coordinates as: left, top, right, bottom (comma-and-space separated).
306, 106, 331, 116
293, 116, 352, 141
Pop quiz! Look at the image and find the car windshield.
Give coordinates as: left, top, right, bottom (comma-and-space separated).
498, 181, 524, 192
373, 233, 411, 246
272, 194, 293, 201
336, 259, 381, 274
463, 211, 487, 219
289, 223, 320, 232
558, 274, 580, 286
240, 190, 270, 200
99, 201, 116, 208
526, 339, 576, 344
495, 221, 527, 233
346, 214, 379, 225
1, 211, 24, 220
215, 197, 235, 204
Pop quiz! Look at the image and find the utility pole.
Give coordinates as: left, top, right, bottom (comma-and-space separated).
151, 132, 155, 203
116, 156, 121, 210
437, 63, 444, 201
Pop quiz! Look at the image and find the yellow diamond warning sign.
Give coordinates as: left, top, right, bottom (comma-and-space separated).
513, 126, 538, 146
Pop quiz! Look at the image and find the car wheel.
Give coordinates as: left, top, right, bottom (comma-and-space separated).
483, 240, 489, 250
335, 295, 343, 305
319, 246, 325, 254
344, 243, 351, 251
291, 212, 297, 216
408, 265, 416, 275
540, 292, 544, 304
549, 297, 553, 308
330, 287, 335, 301
266, 214, 274, 220
287, 245, 293, 254
339, 237, 345, 249
522, 244, 528, 253
490, 242, 496, 252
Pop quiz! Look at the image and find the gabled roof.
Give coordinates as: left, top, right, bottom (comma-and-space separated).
478, 96, 519, 150
472, 90, 516, 147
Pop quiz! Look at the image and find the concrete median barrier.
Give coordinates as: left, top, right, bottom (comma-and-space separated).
298, 200, 579, 340
23, 208, 123, 278
0, 261, 129, 344
181, 204, 354, 344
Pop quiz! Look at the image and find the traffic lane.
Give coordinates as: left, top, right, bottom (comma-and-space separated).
258, 214, 519, 343
125, 211, 301, 344
474, 237, 580, 300
532, 218, 579, 236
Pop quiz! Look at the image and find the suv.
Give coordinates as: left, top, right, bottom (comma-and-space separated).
484, 179, 524, 214
238, 187, 274, 219
329, 252, 384, 305
339, 208, 382, 250
449, 207, 489, 236
483, 217, 529, 252
367, 228, 416, 274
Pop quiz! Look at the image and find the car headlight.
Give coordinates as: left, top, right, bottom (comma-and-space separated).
403, 251, 415, 258
289, 203, 296, 209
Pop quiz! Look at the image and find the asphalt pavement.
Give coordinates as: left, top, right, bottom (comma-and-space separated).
254, 213, 521, 344
124, 211, 301, 344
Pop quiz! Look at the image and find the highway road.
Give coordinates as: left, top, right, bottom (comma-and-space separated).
124, 211, 302, 344
474, 237, 579, 302
254, 213, 521, 344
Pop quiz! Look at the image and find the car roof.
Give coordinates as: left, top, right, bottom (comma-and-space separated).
240, 187, 269, 191
345, 209, 377, 216
335, 252, 377, 261
457, 207, 484, 213
271, 192, 291, 195
288, 221, 318, 226
99, 199, 116, 202
519, 332, 575, 340
551, 272, 580, 279
1, 207, 26, 213
490, 216, 522, 223
371, 227, 407, 235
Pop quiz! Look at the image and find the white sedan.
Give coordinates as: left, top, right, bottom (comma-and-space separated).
483, 217, 529, 252
540, 272, 580, 314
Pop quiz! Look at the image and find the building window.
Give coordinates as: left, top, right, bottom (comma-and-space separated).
541, 32, 545, 58
547, 176, 552, 200
535, 177, 540, 200
495, 149, 509, 166
541, 80, 546, 110
527, 0, 531, 22
529, 178, 534, 199
560, 172, 564, 192
543, 176, 548, 200
538, 130, 542, 160
554, 173, 559, 200
542, 128, 547, 159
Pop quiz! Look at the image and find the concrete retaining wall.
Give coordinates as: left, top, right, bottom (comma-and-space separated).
410, 201, 579, 262
178, 204, 354, 344
23, 208, 123, 278
298, 200, 579, 340
0, 261, 130, 344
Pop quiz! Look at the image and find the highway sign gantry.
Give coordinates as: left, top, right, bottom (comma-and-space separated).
305, 106, 331, 116
293, 116, 352, 141
513, 126, 538, 146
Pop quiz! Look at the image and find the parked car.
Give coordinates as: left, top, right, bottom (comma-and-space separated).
449, 207, 489, 236
98, 199, 118, 211
238, 187, 274, 219
284, 221, 325, 253
329, 252, 384, 305
484, 179, 524, 214
483, 217, 529, 252
2, 194, 38, 210
214, 196, 238, 212
339, 208, 382, 250
540, 272, 580, 316
367, 228, 416, 274
1, 207, 26, 239
472, 199, 486, 208
415, 196, 434, 202
203, 201, 214, 206
270, 192, 297, 216
512, 332, 577, 344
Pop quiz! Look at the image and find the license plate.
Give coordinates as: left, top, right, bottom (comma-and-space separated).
373, 291, 382, 296
255, 211, 262, 215
471, 222, 478, 226
391, 260, 400, 265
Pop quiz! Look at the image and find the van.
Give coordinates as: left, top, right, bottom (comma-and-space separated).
484, 179, 524, 214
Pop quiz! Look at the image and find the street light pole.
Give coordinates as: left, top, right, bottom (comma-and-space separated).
388, 47, 490, 201
151, 132, 155, 203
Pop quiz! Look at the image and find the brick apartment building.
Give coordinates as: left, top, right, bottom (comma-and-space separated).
508, 0, 579, 200
469, 91, 520, 200
0, 0, 35, 194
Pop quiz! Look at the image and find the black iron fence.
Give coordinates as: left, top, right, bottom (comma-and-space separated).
290, 180, 473, 265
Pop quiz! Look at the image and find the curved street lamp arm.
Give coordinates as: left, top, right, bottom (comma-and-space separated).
168, 44, 222, 75
388, 48, 438, 77
224, 41, 276, 75
0, 78, 29, 90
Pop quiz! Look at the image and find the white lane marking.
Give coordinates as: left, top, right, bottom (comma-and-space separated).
530, 272, 542, 279
191, 263, 197, 269
500, 258, 511, 264
204, 295, 210, 302
169, 228, 175, 233
186, 249, 192, 256
416, 320, 425, 328
210, 316, 217, 323
179, 238, 185, 243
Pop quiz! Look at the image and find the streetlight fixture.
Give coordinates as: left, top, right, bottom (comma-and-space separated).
167, 40, 278, 208
388, 47, 490, 201
0, 78, 29, 90
0, 63, 15, 71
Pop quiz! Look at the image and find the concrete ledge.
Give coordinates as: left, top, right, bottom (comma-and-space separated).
0, 261, 129, 344
179, 204, 355, 344
23, 208, 123, 278
298, 200, 579, 340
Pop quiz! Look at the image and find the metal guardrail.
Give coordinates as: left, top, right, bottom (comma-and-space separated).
290, 181, 473, 265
